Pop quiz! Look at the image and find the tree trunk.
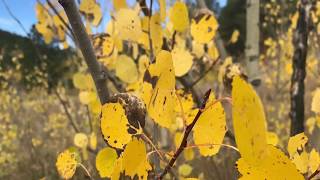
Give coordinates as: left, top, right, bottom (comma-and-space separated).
245, 0, 261, 86
289, 0, 310, 136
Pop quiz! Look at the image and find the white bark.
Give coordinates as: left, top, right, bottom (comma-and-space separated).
245, 0, 261, 85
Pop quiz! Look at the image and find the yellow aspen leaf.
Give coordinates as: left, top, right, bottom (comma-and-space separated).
174, 90, 194, 124
56, 150, 77, 179
193, 92, 226, 156
174, 131, 183, 148
96, 147, 118, 178
89, 98, 102, 115
140, 13, 163, 53
229, 29, 240, 44
311, 88, 320, 114
79, 90, 96, 105
266, 131, 279, 146
115, 55, 138, 83
35, 23, 54, 44
101, 35, 114, 57
183, 148, 194, 161
192, 41, 204, 58
35, 3, 54, 44
138, 55, 150, 75
178, 164, 193, 177
218, 57, 232, 83
113, 0, 127, 11
292, 151, 309, 174
143, 50, 176, 128
72, 73, 94, 90
207, 41, 219, 60
111, 157, 123, 180
191, 14, 218, 44
306, 116, 316, 134
237, 145, 304, 180
171, 47, 193, 77
115, 8, 142, 42
101, 103, 142, 149
169, 2, 189, 32
121, 138, 152, 180
287, 132, 308, 157
73, 133, 88, 148
89, 132, 97, 150
309, 149, 320, 173
79, 0, 102, 26
232, 76, 267, 165
158, 0, 166, 22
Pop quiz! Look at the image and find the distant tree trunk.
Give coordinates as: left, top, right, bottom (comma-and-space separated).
245, 0, 261, 86
289, 0, 310, 136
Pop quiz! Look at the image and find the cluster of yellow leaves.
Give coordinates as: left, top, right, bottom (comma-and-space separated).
232, 76, 303, 179
35, 2, 69, 47
287, 133, 320, 174
72, 72, 101, 115
95, 138, 151, 180
79, 0, 102, 26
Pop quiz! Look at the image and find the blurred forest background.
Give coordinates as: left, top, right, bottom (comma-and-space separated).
0, 0, 320, 179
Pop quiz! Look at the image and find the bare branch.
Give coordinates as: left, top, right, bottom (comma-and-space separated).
54, 88, 80, 133
1, 0, 28, 35
58, 0, 110, 104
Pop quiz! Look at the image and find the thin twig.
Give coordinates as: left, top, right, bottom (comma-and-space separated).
54, 88, 80, 133
171, 30, 177, 50
78, 163, 94, 180
1, 0, 28, 35
58, 0, 110, 104
158, 89, 212, 179
147, 0, 154, 63
308, 168, 320, 180
190, 57, 221, 88
141, 133, 165, 161
86, 105, 93, 133
184, 143, 239, 152
45, 0, 76, 40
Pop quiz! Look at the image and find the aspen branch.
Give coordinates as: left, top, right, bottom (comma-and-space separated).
58, 0, 110, 104
54, 88, 80, 133
158, 89, 211, 179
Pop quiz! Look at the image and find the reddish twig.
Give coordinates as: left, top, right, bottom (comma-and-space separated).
158, 89, 212, 179
171, 30, 177, 50
308, 168, 320, 180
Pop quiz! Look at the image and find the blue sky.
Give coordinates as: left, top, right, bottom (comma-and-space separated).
0, 0, 227, 36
